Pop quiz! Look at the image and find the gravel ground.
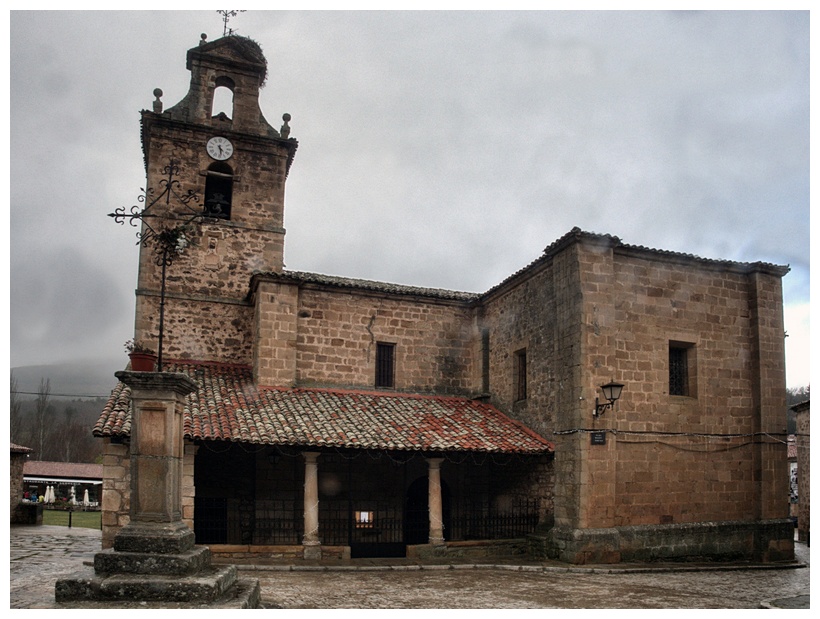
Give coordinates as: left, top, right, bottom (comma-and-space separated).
9, 525, 810, 609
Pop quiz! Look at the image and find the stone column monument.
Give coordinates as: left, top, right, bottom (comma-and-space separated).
55, 371, 260, 608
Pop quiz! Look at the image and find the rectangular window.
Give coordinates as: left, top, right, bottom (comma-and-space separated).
669, 341, 696, 397
375, 342, 395, 388
514, 348, 527, 401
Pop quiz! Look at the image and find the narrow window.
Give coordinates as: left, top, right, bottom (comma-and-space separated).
669, 342, 696, 397
204, 162, 233, 219
375, 342, 395, 388
481, 328, 490, 394
514, 348, 527, 401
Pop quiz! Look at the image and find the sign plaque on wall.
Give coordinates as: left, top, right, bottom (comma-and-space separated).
590, 431, 607, 445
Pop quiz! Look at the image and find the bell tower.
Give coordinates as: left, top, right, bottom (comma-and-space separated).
134, 34, 297, 364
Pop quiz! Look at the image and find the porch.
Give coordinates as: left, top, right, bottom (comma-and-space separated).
193, 442, 550, 559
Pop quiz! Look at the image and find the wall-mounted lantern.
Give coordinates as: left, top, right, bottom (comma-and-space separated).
593, 381, 625, 418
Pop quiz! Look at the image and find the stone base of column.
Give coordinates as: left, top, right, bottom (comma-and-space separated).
55, 566, 261, 608
57, 528, 260, 607
113, 520, 196, 554
428, 536, 445, 546
303, 542, 322, 561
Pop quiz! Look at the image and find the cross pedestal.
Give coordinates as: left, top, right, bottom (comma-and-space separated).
56, 371, 260, 608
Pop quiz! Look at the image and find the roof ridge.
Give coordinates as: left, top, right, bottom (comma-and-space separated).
255, 270, 481, 302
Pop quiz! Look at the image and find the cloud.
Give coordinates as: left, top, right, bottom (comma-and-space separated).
10, 246, 131, 367
784, 303, 810, 389
9, 10, 809, 382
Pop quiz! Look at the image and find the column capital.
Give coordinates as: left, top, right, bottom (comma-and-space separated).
302, 451, 320, 463
115, 371, 198, 397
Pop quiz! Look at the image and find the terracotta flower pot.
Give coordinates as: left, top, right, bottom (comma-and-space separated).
129, 352, 157, 372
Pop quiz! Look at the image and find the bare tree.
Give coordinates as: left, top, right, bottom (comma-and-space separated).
10, 373, 24, 444
33, 377, 51, 459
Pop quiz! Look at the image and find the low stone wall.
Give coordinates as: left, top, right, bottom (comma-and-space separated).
407, 539, 530, 561
12, 502, 43, 525
208, 544, 351, 562
532, 519, 795, 564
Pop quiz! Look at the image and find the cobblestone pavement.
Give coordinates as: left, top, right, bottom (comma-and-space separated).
9, 525, 810, 609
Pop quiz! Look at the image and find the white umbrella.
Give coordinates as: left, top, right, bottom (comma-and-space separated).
83, 489, 89, 506
70, 486, 76, 505
47, 486, 54, 503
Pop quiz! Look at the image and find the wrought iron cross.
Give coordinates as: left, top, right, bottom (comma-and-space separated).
108, 158, 208, 371
217, 10, 245, 36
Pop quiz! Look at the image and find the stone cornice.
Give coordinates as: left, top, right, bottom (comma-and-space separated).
115, 370, 198, 397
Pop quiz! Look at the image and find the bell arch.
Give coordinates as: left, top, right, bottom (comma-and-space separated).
211, 76, 235, 119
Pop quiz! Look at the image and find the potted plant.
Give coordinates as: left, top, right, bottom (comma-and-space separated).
124, 339, 157, 372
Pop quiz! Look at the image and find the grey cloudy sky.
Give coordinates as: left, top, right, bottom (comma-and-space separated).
9, 10, 810, 387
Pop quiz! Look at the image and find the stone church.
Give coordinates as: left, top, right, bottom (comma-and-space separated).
94, 34, 794, 564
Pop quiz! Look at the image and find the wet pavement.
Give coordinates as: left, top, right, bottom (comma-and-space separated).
9, 524, 810, 609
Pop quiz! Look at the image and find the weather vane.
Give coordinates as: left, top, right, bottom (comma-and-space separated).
218, 10, 245, 36
108, 158, 208, 372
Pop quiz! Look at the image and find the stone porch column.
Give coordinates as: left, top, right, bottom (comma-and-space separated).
302, 451, 321, 560
427, 457, 445, 545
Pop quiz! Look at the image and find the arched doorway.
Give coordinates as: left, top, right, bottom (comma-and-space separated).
404, 475, 451, 546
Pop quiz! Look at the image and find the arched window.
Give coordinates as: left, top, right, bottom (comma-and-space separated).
204, 162, 233, 219
211, 76, 235, 119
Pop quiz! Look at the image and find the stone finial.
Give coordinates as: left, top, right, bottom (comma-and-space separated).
200, 33, 207, 46
152, 88, 163, 113
280, 113, 291, 139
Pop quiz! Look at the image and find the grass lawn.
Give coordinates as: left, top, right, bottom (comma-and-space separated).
42, 509, 102, 530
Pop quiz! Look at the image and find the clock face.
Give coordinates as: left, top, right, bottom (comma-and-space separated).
206, 136, 234, 160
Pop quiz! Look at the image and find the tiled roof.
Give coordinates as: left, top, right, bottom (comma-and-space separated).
23, 461, 103, 480
94, 362, 552, 455
256, 270, 481, 303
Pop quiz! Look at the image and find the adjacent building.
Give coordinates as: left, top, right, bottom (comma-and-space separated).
792, 400, 810, 544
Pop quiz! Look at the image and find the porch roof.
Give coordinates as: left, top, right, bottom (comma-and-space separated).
93, 361, 553, 455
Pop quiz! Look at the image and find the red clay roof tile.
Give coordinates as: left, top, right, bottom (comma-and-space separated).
94, 361, 552, 455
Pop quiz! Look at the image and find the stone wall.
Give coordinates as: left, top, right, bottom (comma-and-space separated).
481, 260, 558, 440
135, 294, 254, 365
795, 401, 810, 543
101, 438, 197, 548
101, 439, 130, 549
10, 450, 28, 524
253, 279, 478, 393
527, 235, 793, 562
590, 250, 789, 529
407, 539, 531, 561
183, 443, 198, 532
540, 519, 795, 564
